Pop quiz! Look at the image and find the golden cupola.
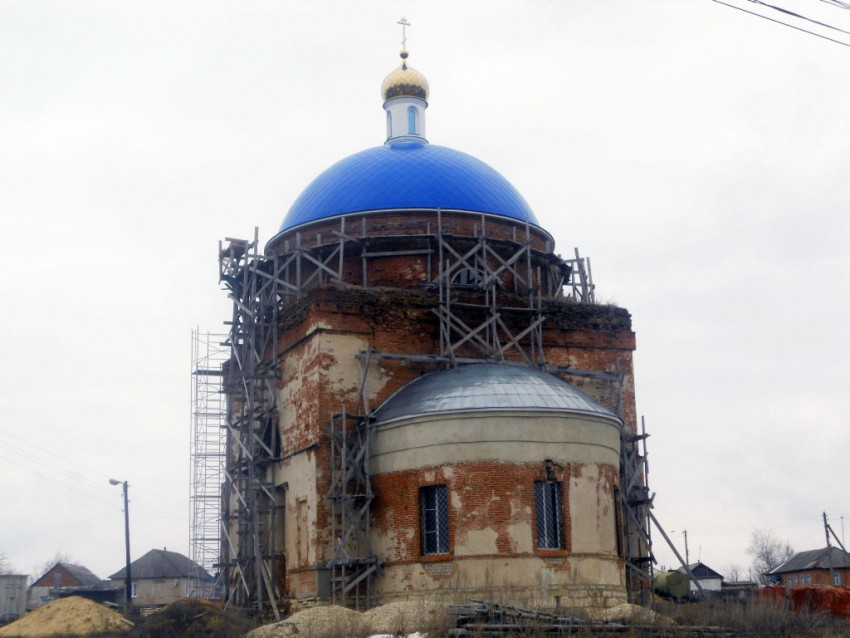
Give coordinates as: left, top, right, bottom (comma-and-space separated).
381, 50, 430, 102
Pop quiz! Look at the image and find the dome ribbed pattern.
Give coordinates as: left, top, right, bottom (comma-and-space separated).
278, 142, 539, 232
372, 364, 617, 424
382, 64, 430, 101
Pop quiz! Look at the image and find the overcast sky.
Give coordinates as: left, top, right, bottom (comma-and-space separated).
1, 0, 848, 583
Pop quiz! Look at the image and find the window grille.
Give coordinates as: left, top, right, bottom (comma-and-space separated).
536, 480, 564, 550
420, 485, 449, 555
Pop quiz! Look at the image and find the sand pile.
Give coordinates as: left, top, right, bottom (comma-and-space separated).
364, 601, 447, 634
0, 596, 129, 637
589, 603, 675, 626
246, 602, 449, 638
245, 605, 367, 638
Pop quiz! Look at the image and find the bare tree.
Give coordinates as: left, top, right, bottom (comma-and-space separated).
724, 563, 744, 582
747, 528, 794, 585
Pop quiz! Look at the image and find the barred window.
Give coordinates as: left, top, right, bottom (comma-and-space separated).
536, 480, 564, 550
420, 485, 449, 555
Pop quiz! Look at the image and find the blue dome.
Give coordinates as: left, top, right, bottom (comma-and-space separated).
278, 141, 539, 232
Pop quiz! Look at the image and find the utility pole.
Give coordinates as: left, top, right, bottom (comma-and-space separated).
110, 479, 132, 613
673, 529, 690, 567
824, 512, 834, 584
658, 523, 705, 599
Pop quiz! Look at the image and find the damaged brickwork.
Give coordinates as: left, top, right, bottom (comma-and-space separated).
222, 210, 639, 611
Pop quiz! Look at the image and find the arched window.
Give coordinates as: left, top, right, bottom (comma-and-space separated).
420, 485, 449, 555
535, 480, 564, 550
407, 106, 418, 135
386, 111, 392, 138
452, 267, 482, 288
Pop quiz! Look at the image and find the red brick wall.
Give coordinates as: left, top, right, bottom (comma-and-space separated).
268, 211, 553, 254
31, 567, 85, 588
267, 211, 555, 292
260, 211, 636, 601
785, 569, 850, 588
371, 462, 620, 567
275, 286, 636, 439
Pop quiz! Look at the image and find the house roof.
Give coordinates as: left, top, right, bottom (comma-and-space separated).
677, 561, 724, 580
109, 549, 212, 581
32, 563, 102, 588
768, 547, 850, 575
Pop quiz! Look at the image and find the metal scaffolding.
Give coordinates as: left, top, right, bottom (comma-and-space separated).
432, 214, 548, 365
219, 230, 286, 618
621, 415, 655, 603
218, 213, 641, 611
189, 329, 229, 599
324, 348, 378, 610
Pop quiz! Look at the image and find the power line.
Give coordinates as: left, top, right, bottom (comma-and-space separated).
0, 448, 185, 524
0, 511, 116, 545
748, 0, 850, 36
819, 0, 850, 9
0, 452, 117, 509
710, 0, 850, 47
0, 428, 186, 513
689, 513, 822, 537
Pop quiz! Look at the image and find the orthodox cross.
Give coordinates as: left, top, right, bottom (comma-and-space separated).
398, 17, 411, 50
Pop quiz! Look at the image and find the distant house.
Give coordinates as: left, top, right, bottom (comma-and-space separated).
678, 561, 724, 594
109, 549, 212, 608
0, 574, 28, 623
27, 563, 104, 610
767, 547, 850, 588
720, 579, 759, 600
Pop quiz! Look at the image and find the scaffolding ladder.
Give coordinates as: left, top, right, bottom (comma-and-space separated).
190, 329, 229, 599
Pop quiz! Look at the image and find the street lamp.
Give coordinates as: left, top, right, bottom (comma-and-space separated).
109, 479, 132, 612
671, 528, 690, 567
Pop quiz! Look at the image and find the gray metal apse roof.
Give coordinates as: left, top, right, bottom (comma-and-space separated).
373, 363, 617, 423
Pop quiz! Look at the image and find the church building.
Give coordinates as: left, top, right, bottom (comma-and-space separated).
218, 31, 643, 616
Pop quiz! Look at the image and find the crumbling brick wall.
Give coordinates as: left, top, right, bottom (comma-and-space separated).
260, 213, 636, 604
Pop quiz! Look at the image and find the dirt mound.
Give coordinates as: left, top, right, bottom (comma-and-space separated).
0, 596, 129, 637
132, 598, 255, 637
589, 603, 676, 626
245, 605, 367, 638
364, 601, 447, 634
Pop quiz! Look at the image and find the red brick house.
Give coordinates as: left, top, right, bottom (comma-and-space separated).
27, 563, 104, 610
767, 547, 850, 588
